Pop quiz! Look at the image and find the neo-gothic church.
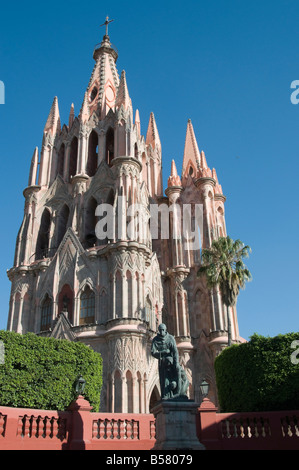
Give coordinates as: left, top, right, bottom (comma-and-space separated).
7, 29, 244, 412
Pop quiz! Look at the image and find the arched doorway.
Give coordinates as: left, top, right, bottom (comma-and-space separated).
149, 385, 160, 412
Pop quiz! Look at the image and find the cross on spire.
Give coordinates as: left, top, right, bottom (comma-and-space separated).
100, 16, 114, 36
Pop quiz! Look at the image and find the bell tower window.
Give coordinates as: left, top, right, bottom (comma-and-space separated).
57, 144, 65, 178
40, 294, 52, 331
69, 136, 78, 180
86, 130, 98, 177
36, 208, 51, 260
105, 128, 114, 166
80, 286, 95, 325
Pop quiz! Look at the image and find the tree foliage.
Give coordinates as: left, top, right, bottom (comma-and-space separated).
214, 332, 299, 412
0, 330, 103, 411
198, 236, 252, 306
198, 236, 252, 345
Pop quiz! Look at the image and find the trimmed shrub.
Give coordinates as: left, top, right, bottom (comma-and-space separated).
0, 330, 102, 411
214, 332, 299, 412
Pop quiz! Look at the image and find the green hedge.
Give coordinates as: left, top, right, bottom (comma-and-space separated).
214, 332, 299, 412
0, 330, 102, 411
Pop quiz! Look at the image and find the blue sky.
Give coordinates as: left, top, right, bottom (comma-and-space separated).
0, 0, 298, 340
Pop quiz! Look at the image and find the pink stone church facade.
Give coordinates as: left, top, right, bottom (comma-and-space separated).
6, 29, 243, 412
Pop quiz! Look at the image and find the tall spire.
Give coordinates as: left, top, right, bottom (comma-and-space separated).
86, 21, 119, 120
68, 103, 75, 128
115, 70, 131, 111
44, 96, 61, 135
28, 147, 39, 187
79, 92, 90, 123
135, 109, 141, 136
167, 159, 182, 188
146, 112, 161, 150
182, 119, 201, 177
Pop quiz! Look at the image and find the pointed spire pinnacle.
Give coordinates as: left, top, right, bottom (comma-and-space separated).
115, 70, 131, 111
146, 112, 161, 150
167, 159, 182, 188
135, 109, 141, 136
79, 92, 90, 123
212, 168, 223, 194
182, 119, 201, 176
171, 159, 178, 177
68, 103, 75, 128
44, 96, 61, 135
28, 147, 39, 186
201, 150, 208, 169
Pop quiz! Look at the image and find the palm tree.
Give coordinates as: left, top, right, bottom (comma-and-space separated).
198, 236, 252, 346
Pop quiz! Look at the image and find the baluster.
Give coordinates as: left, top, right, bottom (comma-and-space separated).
281, 416, 288, 438
24, 415, 30, 438
43, 416, 51, 439
264, 417, 271, 437
99, 419, 106, 439
31, 416, 38, 438
52, 417, 58, 439
109, 419, 114, 439
132, 420, 139, 440
115, 419, 121, 439
0, 414, 6, 437
119, 420, 125, 440
239, 418, 245, 438
251, 417, 258, 438
57, 418, 67, 441
103, 419, 108, 439
150, 420, 156, 439
233, 419, 239, 438
293, 415, 299, 437
255, 417, 262, 438
286, 416, 293, 437
228, 419, 234, 439
17, 416, 24, 436
129, 420, 135, 439
92, 420, 99, 439
124, 419, 128, 439
245, 418, 252, 438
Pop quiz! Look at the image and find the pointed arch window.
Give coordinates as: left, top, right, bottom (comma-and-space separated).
36, 208, 51, 260
57, 143, 65, 178
105, 128, 114, 166
40, 294, 52, 331
145, 295, 152, 323
80, 286, 95, 325
84, 197, 98, 247
56, 204, 70, 247
58, 284, 74, 324
86, 130, 98, 177
69, 136, 78, 180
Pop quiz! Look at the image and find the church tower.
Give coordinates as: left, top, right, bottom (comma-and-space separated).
7, 22, 243, 410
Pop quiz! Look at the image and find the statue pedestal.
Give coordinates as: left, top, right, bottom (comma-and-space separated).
151, 399, 205, 450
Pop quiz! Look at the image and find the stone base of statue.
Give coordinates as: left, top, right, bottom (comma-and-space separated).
151, 397, 206, 450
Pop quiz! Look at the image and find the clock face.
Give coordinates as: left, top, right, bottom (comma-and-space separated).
105, 85, 115, 103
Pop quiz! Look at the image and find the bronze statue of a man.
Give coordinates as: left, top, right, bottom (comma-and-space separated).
151, 323, 189, 400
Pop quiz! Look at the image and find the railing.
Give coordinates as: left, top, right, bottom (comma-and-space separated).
197, 398, 299, 450
1, 397, 298, 450
0, 406, 71, 450
0, 398, 155, 451
90, 413, 155, 450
